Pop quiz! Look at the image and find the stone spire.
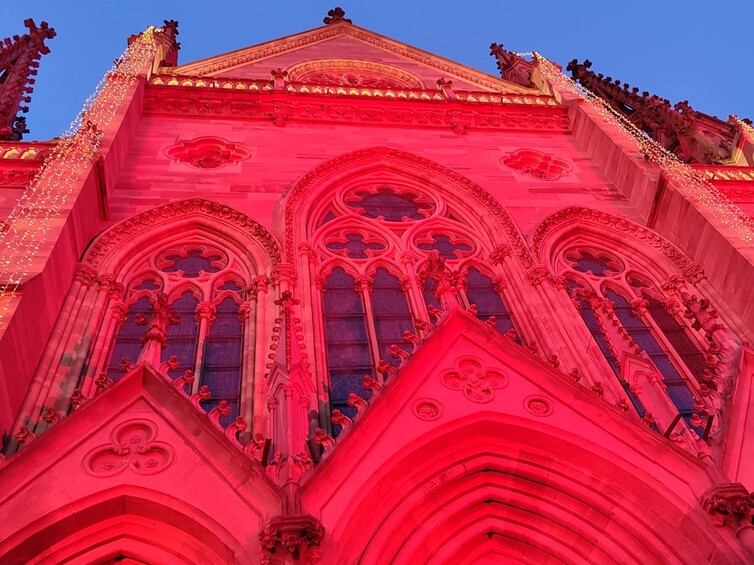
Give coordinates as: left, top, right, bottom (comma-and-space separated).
0, 19, 56, 140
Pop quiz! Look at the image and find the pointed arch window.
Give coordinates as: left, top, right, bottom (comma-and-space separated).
102, 246, 248, 424
560, 248, 709, 434
322, 267, 373, 417
162, 291, 200, 379
309, 181, 523, 431
202, 297, 244, 423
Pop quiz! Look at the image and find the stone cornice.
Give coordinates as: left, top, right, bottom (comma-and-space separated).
143, 84, 570, 135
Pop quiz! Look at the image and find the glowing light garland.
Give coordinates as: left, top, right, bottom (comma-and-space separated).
0, 27, 159, 324
527, 52, 754, 246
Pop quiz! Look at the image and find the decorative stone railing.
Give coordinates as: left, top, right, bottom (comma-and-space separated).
149, 75, 558, 107
693, 165, 754, 184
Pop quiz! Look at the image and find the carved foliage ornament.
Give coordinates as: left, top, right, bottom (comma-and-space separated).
440, 357, 507, 404
531, 206, 693, 272
82, 419, 175, 477
413, 399, 442, 421
84, 198, 282, 266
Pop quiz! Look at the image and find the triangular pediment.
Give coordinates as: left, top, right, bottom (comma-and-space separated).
0, 364, 281, 562
167, 22, 536, 94
300, 309, 716, 553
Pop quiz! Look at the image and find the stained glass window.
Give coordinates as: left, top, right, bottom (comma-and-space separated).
417, 234, 473, 259
566, 251, 621, 277
202, 297, 243, 427
605, 290, 698, 427
106, 296, 152, 381
346, 187, 432, 221
465, 267, 517, 337
322, 268, 373, 425
372, 268, 414, 367
326, 233, 385, 259
161, 248, 223, 278
566, 282, 647, 418
161, 292, 199, 380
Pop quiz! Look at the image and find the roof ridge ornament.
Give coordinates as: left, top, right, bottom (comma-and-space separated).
323, 7, 352, 25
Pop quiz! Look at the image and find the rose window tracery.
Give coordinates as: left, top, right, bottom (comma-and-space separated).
565, 250, 623, 277
325, 233, 387, 259
157, 247, 226, 278
344, 186, 434, 221
166, 137, 251, 169
416, 234, 475, 259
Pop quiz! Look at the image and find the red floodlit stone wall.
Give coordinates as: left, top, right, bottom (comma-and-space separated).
2, 17, 754, 563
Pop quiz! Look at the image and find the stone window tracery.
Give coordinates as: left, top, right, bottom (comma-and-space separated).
559, 245, 711, 436
308, 181, 522, 431
104, 243, 247, 425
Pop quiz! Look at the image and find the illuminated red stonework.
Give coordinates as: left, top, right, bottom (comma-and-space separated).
2, 8, 754, 564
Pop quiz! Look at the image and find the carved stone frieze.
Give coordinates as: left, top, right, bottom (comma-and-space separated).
144, 91, 570, 137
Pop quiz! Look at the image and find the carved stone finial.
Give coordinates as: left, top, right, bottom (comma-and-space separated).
323, 7, 351, 25
0, 19, 56, 140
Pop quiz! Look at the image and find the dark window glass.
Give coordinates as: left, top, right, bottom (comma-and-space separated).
202, 297, 243, 428
346, 187, 431, 221
417, 235, 473, 259
371, 268, 414, 367
465, 267, 517, 337
567, 282, 647, 418
645, 295, 708, 380
161, 292, 199, 380
326, 233, 385, 259
605, 290, 698, 427
568, 251, 621, 277
162, 249, 222, 278
323, 268, 373, 429
106, 296, 152, 381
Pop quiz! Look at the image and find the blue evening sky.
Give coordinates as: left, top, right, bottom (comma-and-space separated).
2, 1, 752, 141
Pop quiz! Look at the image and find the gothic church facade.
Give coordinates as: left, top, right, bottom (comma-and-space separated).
1, 9, 754, 564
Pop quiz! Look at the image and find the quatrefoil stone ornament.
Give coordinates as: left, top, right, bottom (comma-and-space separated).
82, 419, 175, 477
440, 357, 507, 404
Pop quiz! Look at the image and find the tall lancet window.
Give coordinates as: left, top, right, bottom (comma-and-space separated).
307, 178, 523, 430
103, 245, 247, 422
560, 248, 707, 434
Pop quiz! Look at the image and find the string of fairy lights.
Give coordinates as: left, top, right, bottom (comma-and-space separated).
0, 27, 159, 324
519, 51, 754, 246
